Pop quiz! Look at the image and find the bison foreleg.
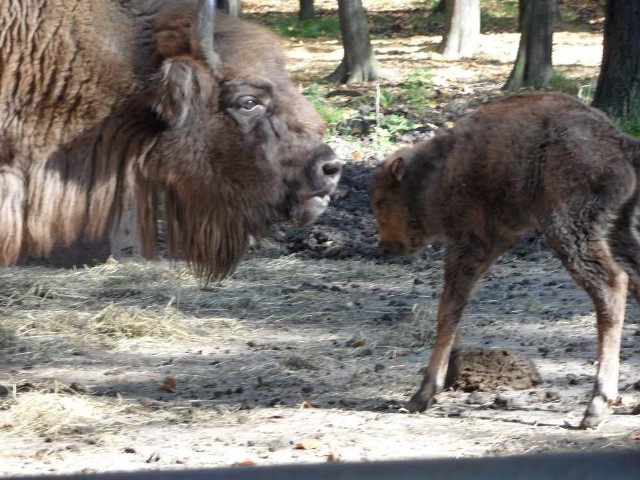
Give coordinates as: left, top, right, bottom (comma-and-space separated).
406, 240, 503, 413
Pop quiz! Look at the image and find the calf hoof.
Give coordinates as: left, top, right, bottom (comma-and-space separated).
405, 391, 435, 413
579, 395, 610, 429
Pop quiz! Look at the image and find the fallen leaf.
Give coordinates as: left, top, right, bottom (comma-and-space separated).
233, 459, 256, 467
160, 377, 177, 393
295, 438, 319, 450
351, 340, 366, 348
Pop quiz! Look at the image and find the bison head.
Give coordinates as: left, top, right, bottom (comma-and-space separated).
370, 135, 452, 257
139, 0, 341, 283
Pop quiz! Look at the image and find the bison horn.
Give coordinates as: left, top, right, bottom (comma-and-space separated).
192, 0, 220, 70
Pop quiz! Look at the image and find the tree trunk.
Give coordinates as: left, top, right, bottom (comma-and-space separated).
326, 0, 383, 84
217, 0, 242, 17
553, 0, 564, 28
432, 0, 446, 14
438, 0, 481, 59
592, 0, 640, 119
518, 0, 524, 31
519, 0, 562, 31
299, 0, 315, 21
505, 0, 554, 91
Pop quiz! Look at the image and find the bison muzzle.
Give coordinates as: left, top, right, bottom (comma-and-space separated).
370, 93, 640, 429
0, 0, 341, 283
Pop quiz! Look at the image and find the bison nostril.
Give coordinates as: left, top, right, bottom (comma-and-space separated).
322, 160, 342, 177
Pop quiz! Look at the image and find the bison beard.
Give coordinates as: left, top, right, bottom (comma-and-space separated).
370, 93, 640, 429
0, 0, 341, 284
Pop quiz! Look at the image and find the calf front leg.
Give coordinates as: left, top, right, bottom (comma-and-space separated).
405, 240, 501, 412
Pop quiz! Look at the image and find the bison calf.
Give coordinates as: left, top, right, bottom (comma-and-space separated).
370, 93, 640, 429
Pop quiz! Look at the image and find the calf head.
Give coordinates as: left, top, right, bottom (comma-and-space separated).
140, 0, 341, 283
370, 149, 415, 256
370, 135, 451, 256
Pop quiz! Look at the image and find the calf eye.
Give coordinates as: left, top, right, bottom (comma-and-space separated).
239, 96, 259, 111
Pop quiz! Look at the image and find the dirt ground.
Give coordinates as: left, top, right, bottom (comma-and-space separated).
1, 2, 640, 477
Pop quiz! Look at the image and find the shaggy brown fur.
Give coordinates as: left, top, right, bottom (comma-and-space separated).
0, 0, 341, 284
370, 93, 640, 429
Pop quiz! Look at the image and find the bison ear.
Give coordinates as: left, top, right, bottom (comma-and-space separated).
389, 156, 405, 181
151, 57, 215, 127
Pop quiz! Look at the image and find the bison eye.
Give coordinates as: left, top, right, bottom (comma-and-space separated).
239, 96, 259, 111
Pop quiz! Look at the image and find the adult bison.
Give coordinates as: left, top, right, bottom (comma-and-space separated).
0, 0, 341, 283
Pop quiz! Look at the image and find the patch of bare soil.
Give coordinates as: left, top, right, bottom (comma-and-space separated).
1, 2, 639, 477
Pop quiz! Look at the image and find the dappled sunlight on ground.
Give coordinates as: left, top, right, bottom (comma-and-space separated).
284, 31, 602, 89
3, 1, 638, 476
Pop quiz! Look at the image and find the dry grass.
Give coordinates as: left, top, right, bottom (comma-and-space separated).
0, 255, 437, 446
2, 227, 638, 475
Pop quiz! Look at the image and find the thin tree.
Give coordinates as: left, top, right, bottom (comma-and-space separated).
299, 0, 314, 21
431, 0, 446, 14
504, 0, 554, 91
592, 0, 640, 119
326, 0, 383, 84
217, 0, 241, 17
438, 0, 481, 59
518, 0, 562, 31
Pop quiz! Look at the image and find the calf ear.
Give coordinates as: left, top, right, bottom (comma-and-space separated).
389, 156, 405, 181
151, 57, 215, 127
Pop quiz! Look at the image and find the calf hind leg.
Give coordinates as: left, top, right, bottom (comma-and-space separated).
545, 220, 628, 429
608, 197, 640, 306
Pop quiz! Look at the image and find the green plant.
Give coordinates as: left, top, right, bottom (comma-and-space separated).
403, 68, 435, 110
368, 126, 395, 151
480, 0, 519, 30
577, 79, 597, 103
379, 114, 416, 136
302, 83, 355, 133
482, 0, 519, 18
270, 16, 341, 39
548, 72, 583, 95
616, 109, 640, 138
620, 119, 640, 138
378, 89, 397, 110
